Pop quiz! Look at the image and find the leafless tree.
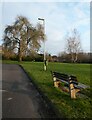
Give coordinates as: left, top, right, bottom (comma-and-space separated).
66, 29, 81, 63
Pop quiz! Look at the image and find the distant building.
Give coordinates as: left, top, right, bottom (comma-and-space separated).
52, 55, 58, 62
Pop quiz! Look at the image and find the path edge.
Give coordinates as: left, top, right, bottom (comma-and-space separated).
19, 64, 63, 119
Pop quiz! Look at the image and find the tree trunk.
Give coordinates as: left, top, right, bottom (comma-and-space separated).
18, 47, 22, 62
18, 54, 22, 62
73, 53, 78, 63
75, 53, 78, 62
71, 53, 74, 63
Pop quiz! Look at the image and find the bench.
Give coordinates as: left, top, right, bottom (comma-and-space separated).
51, 71, 82, 99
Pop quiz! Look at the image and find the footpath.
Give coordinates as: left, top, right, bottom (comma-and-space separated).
2, 64, 57, 118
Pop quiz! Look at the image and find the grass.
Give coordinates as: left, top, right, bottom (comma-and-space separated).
20, 62, 91, 118
2, 60, 19, 64
2, 60, 91, 118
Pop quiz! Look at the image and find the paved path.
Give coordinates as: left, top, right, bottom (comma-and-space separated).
2, 64, 56, 118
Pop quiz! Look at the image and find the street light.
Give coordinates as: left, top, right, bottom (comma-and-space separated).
38, 18, 47, 71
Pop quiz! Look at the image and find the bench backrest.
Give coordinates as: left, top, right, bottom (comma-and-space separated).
52, 71, 78, 85
69, 75, 78, 85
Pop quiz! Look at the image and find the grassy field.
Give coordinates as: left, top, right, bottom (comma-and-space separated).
19, 62, 91, 118
2, 61, 91, 118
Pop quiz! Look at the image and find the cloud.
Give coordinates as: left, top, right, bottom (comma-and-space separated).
74, 7, 86, 19
81, 30, 90, 52
0, 2, 90, 54
73, 18, 90, 28
74, 2, 90, 19
45, 28, 66, 55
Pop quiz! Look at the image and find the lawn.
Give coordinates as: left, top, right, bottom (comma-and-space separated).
20, 62, 91, 118
2, 60, 91, 118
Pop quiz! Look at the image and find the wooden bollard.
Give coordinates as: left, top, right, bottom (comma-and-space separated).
53, 77, 60, 88
69, 80, 76, 99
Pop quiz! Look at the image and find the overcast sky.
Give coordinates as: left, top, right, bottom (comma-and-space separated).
0, 0, 90, 55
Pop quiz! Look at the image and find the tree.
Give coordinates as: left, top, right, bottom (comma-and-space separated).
3, 16, 45, 61
2, 46, 15, 60
66, 29, 81, 63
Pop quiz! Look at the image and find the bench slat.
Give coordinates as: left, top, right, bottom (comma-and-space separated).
56, 78, 69, 84
52, 71, 78, 85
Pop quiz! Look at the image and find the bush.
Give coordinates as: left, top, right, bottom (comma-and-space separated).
35, 55, 43, 62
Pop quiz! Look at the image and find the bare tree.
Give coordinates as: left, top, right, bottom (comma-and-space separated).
66, 29, 81, 63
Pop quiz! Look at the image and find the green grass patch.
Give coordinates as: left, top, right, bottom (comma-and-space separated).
2, 60, 19, 64
20, 62, 91, 118
3, 60, 91, 118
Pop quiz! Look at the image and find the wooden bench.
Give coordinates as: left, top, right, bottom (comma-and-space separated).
51, 71, 82, 99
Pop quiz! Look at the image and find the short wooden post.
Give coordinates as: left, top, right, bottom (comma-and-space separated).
69, 80, 76, 99
53, 77, 60, 88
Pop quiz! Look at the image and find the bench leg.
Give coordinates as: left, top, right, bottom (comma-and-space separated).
69, 83, 76, 99
53, 77, 60, 88
70, 88, 80, 99
70, 89, 76, 99
54, 81, 60, 88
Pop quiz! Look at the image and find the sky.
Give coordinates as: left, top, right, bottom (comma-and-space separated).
0, 0, 91, 55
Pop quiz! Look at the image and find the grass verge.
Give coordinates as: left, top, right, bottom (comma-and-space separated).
20, 62, 91, 118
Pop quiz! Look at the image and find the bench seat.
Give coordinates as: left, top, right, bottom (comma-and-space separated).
51, 71, 80, 99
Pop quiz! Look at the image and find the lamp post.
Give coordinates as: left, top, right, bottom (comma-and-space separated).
38, 18, 47, 71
